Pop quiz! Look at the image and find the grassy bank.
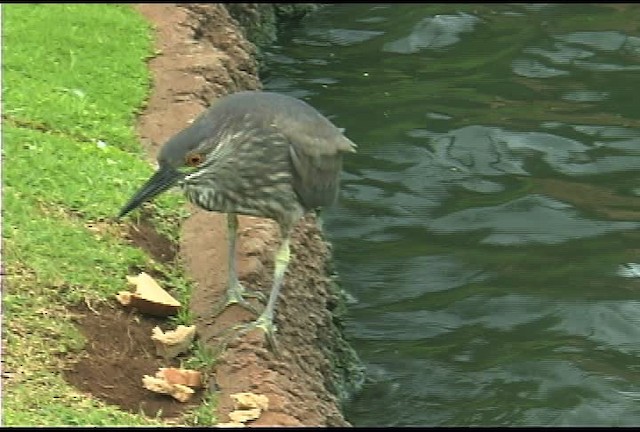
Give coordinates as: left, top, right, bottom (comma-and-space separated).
2, 4, 197, 425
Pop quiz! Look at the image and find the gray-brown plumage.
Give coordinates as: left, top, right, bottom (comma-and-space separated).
118, 90, 356, 348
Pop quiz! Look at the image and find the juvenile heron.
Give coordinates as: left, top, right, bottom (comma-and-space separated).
118, 90, 356, 348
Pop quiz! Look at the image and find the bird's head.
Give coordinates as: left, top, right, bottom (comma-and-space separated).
117, 117, 217, 219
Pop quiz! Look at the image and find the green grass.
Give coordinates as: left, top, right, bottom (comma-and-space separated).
183, 392, 219, 426
1, 4, 210, 426
3, 4, 152, 153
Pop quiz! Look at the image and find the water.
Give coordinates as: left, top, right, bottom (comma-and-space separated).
261, 4, 640, 426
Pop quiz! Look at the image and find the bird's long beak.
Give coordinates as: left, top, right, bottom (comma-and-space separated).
118, 165, 184, 218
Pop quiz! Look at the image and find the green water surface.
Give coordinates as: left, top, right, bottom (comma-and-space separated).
263, 4, 640, 426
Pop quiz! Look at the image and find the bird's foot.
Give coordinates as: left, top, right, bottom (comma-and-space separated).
211, 283, 266, 317
218, 314, 279, 355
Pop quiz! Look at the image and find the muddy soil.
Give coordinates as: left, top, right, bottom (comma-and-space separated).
64, 3, 358, 427
64, 300, 205, 420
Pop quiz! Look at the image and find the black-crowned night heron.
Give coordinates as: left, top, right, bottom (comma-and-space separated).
118, 90, 356, 349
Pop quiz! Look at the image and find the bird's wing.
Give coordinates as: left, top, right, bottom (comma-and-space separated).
275, 114, 356, 209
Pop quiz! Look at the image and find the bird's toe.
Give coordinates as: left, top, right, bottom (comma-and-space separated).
216, 316, 280, 355
211, 284, 264, 317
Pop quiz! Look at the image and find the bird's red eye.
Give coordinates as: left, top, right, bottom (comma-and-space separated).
186, 152, 204, 167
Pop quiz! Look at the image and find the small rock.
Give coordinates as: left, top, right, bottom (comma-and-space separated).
142, 375, 194, 402
156, 367, 203, 388
228, 408, 261, 424
231, 392, 269, 411
151, 325, 197, 360
117, 272, 181, 317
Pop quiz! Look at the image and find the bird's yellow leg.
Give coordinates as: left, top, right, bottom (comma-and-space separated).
211, 213, 266, 317
220, 235, 291, 353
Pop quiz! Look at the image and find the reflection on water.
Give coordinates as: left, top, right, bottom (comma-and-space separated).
382, 12, 481, 53
262, 3, 640, 426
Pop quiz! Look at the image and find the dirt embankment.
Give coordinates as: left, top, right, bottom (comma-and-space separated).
133, 4, 362, 427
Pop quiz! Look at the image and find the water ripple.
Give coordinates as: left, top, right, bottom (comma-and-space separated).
348, 254, 490, 308
410, 125, 640, 178
429, 194, 639, 245
551, 301, 640, 355
308, 28, 384, 46
265, 3, 640, 427
383, 12, 481, 53
511, 59, 570, 78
